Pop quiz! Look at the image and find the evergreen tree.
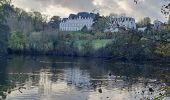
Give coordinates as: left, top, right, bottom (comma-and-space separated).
81, 25, 88, 33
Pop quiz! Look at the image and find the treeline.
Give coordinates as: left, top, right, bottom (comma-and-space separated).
7, 29, 170, 60
0, 0, 11, 57
0, 0, 170, 60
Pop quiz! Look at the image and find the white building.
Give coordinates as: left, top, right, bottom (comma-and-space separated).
153, 20, 163, 30
109, 15, 136, 32
60, 12, 95, 31
138, 27, 147, 32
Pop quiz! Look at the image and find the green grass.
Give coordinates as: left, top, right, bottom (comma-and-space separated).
76, 39, 112, 50
68, 31, 87, 35
92, 39, 112, 49
66, 32, 113, 50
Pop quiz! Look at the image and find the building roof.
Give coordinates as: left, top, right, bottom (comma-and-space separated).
62, 12, 96, 21
153, 20, 163, 24
111, 15, 135, 22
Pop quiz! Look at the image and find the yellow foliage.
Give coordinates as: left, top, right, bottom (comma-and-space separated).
161, 24, 170, 31
155, 43, 170, 56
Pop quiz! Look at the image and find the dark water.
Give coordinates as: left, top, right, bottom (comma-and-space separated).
0, 55, 170, 100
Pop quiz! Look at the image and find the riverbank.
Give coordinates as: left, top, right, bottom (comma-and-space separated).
6, 51, 170, 64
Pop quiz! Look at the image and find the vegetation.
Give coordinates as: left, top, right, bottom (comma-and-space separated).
154, 86, 170, 100
0, 0, 11, 57
2, 4, 169, 60
0, 0, 169, 99
0, 0, 169, 60
137, 17, 152, 31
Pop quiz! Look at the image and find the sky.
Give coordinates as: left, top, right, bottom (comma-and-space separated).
12, 0, 169, 22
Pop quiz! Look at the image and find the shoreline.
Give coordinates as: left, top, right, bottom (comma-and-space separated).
5, 51, 170, 63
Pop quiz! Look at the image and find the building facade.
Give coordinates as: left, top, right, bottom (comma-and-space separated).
138, 27, 147, 32
110, 15, 136, 31
153, 20, 163, 30
60, 12, 95, 31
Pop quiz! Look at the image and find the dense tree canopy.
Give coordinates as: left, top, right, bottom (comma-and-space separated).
0, 0, 169, 59
0, 0, 11, 56
49, 16, 61, 30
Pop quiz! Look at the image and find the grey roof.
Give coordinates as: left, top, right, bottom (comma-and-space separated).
68, 12, 96, 19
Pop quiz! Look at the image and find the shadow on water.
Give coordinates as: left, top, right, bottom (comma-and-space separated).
0, 55, 169, 100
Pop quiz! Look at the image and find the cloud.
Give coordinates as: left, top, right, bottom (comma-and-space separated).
12, 0, 96, 15
12, 0, 167, 22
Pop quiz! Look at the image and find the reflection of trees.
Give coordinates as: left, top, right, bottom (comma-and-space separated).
0, 59, 8, 99
0, 59, 7, 85
0, 56, 170, 99
48, 57, 170, 90
39, 69, 52, 98
65, 67, 91, 89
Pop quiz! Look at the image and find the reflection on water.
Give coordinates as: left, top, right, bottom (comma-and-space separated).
0, 55, 169, 100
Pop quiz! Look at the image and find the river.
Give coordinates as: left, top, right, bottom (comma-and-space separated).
0, 55, 169, 100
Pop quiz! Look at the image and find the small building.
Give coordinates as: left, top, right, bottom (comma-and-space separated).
153, 20, 163, 30
59, 12, 95, 31
138, 27, 147, 32
110, 15, 136, 30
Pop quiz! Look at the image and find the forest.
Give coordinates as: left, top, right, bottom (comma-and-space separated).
0, 0, 170, 61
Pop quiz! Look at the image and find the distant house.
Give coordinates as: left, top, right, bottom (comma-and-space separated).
138, 27, 147, 32
105, 15, 136, 33
153, 20, 163, 30
110, 15, 136, 30
59, 12, 96, 31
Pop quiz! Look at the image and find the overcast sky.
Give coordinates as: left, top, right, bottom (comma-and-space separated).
12, 0, 168, 22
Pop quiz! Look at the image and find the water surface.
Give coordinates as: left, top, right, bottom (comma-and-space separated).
0, 55, 169, 100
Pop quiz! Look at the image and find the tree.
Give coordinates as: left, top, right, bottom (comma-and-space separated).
137, 17, 152, 31
92, 16, 110, 33
138, 17, 151, 27
28, 11, 47, 32
49, 16, 61, 29
0, 24, 9, 55
161, 2, 170, 18
93, 13, 101, 23
0, 0, 12, 23
8, 31, 26, 51
0, 0, 11, 56
81, 25, 88, 33
143, 17, 151, 25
